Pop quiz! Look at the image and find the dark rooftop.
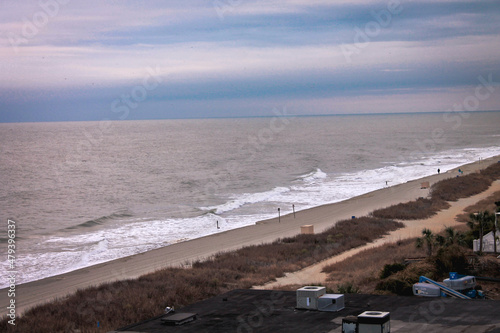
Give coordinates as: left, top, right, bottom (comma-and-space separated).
110, 289, 500, 333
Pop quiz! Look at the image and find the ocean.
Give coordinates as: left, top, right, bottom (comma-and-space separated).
1, 111, 500, 288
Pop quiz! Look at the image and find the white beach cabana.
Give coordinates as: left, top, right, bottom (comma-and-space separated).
473, 231, 500, 253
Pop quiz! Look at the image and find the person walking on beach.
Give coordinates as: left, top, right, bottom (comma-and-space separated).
437, 168, 440, 174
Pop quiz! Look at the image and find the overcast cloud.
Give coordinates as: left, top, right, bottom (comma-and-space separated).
1, 0, 499, 122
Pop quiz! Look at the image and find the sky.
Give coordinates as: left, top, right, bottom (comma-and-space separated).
1, 0, 500, 122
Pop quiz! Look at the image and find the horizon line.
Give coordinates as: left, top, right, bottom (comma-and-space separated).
1, 109, 499, 124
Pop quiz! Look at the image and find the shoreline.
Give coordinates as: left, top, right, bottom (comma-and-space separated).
2, 155, 499, 316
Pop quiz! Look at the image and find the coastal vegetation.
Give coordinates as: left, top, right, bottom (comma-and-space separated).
321, 228, 500, 298
2, 162, 499, 332
371, 197, 450, 220
372, 162, 500, 220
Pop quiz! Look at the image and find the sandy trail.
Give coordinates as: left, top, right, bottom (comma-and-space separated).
254, 180, 500, 289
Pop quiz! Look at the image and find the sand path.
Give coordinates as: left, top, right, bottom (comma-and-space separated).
254, 179, 500, 289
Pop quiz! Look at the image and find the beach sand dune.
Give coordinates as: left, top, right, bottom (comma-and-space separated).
1, 156, 498, 316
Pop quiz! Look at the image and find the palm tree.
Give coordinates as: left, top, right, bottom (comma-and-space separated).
416, 228, 435, 257
493, 219, 497, 256
443, 226, 466, 247
494, 210, 499, 256
494, 202, 500, 256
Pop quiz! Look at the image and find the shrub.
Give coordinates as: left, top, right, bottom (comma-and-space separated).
431, 173, 492, 202
430, 245, 470, 276
376, 278, 413, 296
336, 283, 359, 294
372, 197, 449, 220
480, 162, 500, 180
376, 261, 436, 296
380, 263, 406, 279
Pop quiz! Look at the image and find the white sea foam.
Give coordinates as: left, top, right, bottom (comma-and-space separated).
201, 186, 291, 214
299, 168, 327, 184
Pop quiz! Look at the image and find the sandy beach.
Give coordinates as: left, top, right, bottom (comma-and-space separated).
2, 155, 499, 316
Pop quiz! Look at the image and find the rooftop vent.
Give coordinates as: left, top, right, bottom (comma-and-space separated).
296, 286, 326, 310
161, 312, 197, 326
318, 294, 345, 312
357, 311, 390, 333
296, 286, 345, 312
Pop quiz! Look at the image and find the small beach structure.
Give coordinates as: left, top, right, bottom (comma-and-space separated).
301, 225, 314, 234
473, 231, 500, 253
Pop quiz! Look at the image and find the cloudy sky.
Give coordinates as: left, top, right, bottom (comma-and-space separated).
1, 0, 499, 122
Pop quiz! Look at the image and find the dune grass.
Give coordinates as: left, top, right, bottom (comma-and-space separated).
321, 238, 427, 294
372, 162, 500, 220
371, 197, 450, 220
456, 190, 500, 222
431, 173, 492, 202
432, 162, 500, 202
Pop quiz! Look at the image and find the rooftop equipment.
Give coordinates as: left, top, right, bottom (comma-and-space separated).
357, 311, 391, 333
317, 294, 345, 312
296, 286, 325, 310
296, 286, 345, 312
161, 312, 197, 326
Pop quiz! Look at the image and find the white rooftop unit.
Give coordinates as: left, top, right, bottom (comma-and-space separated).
296, 286, 326, 310
318, 294, 345, 312
358, 311, 390, 333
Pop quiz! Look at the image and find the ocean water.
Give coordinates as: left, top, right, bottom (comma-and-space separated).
1, 111, 500, 287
